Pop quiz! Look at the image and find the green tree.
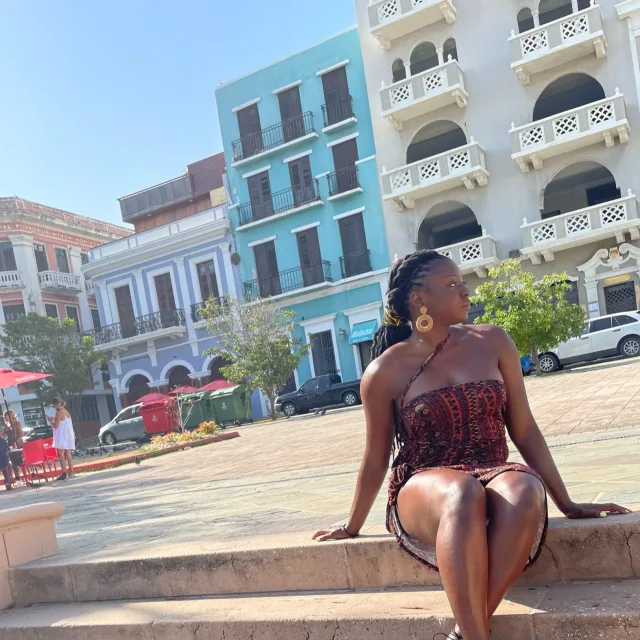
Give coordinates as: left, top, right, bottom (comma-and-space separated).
473, 260, 585, 372
201, 296, 310, 419
1, 313, 106, 426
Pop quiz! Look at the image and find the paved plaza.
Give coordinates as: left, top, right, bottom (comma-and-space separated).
5, 357, 640, 562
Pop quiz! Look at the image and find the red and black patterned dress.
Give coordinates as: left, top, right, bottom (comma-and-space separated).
386, 337, 548, 571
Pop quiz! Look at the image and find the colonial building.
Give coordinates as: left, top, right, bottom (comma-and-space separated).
355, 0, 640, 318
215, 27, 390, 388
0, 196, 130, 436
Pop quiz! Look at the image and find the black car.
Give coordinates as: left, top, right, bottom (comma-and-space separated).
23, 425, 54, 442
275, 374, 361, 417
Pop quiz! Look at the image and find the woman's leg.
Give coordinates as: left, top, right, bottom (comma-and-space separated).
56, 448, 67, 476
65, 450, 74, 475
397, 469, 490, 640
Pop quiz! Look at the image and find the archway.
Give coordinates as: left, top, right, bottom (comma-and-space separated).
410, 42, 438, 76
542, 161, 621, 219
538, 0, 590, 25
517, 7, 534, 33
443, 38, 458, 62
533, 73, 605, 121
167, 365, 191, 390
128, 375, 151, 404
407, 120, 467, 164
210, 356, 233, 381
392, 58, 406, 83
417, 202, 483, 251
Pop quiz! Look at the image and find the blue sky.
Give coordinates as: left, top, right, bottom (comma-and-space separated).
0, 0, 356, 226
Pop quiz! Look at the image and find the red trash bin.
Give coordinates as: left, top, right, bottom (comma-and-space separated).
139, 399, 179, 435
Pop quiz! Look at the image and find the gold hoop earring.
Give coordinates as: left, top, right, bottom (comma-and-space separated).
416, 306, 434, 333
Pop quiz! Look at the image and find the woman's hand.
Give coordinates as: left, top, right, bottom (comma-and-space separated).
562, 502, 631, 519
312, 526, 357, 542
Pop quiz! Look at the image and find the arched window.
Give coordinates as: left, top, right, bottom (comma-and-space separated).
410, 42, 439, 76
210, 356, 234, 381
418, 202, 482, 251
538, 0, 590, 25
443, 38, 458, 62
168, 366, 191, 390
533, 73, 605, 121
407, 120, 467, 165
128, 375, 151, 404
542, 162, 621, 219
392, 58, 406, 83
517, 7, 535, 33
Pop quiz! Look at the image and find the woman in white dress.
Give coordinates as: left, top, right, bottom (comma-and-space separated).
47, 398, 75, 480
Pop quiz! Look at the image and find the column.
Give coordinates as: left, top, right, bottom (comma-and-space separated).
571, 0, 579, 12
132, 270, 150, 316
403, 61, 412, 78
436, 48, 444, 65
68, 247, 92, 332
93, 280, 111, 326
532, 10, 540, 27
8, 235, 43, 314
173, 258, 197, 352
584, 281, 601, 318
220, 244, 238, 299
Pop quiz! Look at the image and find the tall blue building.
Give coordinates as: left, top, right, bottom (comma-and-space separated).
216, 27, 390, 388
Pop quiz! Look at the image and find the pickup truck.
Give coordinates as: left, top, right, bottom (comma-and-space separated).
275, 374, 361, 417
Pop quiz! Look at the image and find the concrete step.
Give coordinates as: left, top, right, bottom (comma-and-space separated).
10, 513, 640, 605
1, 580, 639, 639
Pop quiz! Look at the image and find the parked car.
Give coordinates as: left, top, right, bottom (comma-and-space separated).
538, 311, 640, 373
275, 374, 361, 417
22, 424, 54, 442
521, 355, 535, 376
99, 404, 144, 445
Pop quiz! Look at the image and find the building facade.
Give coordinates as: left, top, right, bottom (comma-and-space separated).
215, 27, 390, 388
82, 155, 260, 414
0, 197, 131, 436
356, 0, 640, 319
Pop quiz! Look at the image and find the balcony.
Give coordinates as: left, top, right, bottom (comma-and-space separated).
437, 236, 500, 278
381, 59, 468, 130
85, 279, 94, 296
84, 309, 186, 350
368, 0, 456, 49
381, 140, 489, 210
340, 250, 372, 279
231, 112, 317, 167
243, 261, 333, 299
119, 174, 193, 223
327, 166, 362, 200
237, 180, 322, 228
38, 271, 82, 293
511, 92, 630, 173
322, 96, 355, 131
0, 272, 24, 290
521, 192, 639, 263
510, 5, 606, 86
190, 298, 225, 324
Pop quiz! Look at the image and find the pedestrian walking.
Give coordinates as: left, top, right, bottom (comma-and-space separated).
47, 398, 75, 480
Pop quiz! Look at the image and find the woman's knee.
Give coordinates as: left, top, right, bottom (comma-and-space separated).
442, 475, 486, 517
492, 473, 545, 514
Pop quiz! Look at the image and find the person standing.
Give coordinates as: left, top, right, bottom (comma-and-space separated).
4, 411, 24, 483
0, 430, 12, 491
47, 399, 75, 480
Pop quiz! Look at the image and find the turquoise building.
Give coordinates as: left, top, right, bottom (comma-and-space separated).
215, 27, 389, 388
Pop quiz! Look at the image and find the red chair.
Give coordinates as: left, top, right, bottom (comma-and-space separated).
42, 439, 60, 476
23, 440, 56, 483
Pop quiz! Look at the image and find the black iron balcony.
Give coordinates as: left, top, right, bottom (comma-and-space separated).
232, 112, 315, 162
119, 175, 193, 223
237, 179, 321, 226
322, 96, 354, 128
327, 165, 360, 197
83, 309, 185, 346
339, 249, 372, 279
242, 261, 333, 299
190, 298, 227, 322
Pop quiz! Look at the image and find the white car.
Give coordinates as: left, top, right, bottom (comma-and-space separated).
539, 311, 640, 373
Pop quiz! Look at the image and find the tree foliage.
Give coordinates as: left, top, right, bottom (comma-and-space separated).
473, 260, 585, 370
202, 296, 309, 419
1, 313, 106, 419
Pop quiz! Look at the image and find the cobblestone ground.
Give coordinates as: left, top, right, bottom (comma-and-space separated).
4, 358, 640, 560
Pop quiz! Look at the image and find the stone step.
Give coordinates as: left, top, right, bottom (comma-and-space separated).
10, 513, 639, 605
0, 579, 638, 639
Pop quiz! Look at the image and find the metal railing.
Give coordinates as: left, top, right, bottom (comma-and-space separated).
322, 96, 354, 127
83, 309, 185, 345
190, 298, 226, 322
232, 111, 315, 162
242, 261, 333, 299
339, 250, 372, 279
237, 179, 321, 226
327, 165, 360, 197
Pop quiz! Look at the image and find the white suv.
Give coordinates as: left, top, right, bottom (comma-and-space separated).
539, 311, 640, 373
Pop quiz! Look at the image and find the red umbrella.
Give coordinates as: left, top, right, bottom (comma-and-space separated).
0, 368, 52, 413
136, 392, 172, 406
169, 385, 199, 396
200, 380, 236, 392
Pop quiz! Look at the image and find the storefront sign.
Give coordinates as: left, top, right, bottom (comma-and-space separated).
603, 274, 632, 287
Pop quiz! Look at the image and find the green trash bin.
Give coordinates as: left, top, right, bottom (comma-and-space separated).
207, 385, 252, 427
179, 392, 215, 430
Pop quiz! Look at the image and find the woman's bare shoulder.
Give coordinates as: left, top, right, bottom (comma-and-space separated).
362, 342, 413, 394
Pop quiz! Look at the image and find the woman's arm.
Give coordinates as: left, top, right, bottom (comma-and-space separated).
49, 410, 62, 430
314, 362, 395, 540
495, 327, 629, 518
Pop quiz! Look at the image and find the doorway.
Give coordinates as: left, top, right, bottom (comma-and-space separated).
310, 330, 337, 376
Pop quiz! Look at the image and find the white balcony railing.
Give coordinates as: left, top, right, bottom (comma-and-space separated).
38, 271, 82, 292
521, 192, 639, 263
510, 4, 606, 85
437, 235, 500, 277
511, 92, 630, 172
381, 140, 489, 209
380, 58, 468, 129
85, 279, 94, 296
0, 271, 24, 289
367, 0, 456, 49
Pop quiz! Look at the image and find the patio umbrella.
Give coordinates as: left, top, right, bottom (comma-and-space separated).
0, 368, 52, 414
200, 380, 236, 392
169, 385, 199, 396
